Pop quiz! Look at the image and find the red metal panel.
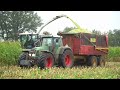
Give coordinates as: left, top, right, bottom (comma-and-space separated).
62, 36, 67, 46
62, 35, 80, 55
80, 45, 108, 55
61, 33, 108, 56
73, 37, 80, 54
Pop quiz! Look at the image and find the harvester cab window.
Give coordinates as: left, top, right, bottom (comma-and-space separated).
20, 35, 27, 48
24, 34, 34, 49
32, 35, 37, 41
20, 35, 27, 43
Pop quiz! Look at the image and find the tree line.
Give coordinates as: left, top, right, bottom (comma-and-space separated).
0, 11, 43, 41
0, 11, 119, 47
91, 29, 120, 47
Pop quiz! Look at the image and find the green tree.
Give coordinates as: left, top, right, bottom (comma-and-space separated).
108, 29, 120, 46
92, 29, 101, 35
0, 11, 43, 41
108, 30, 114, 46
0, 11, 11, 40
63, 27, 76, 33
43, 31, 51, 35
114, 29, 120, 46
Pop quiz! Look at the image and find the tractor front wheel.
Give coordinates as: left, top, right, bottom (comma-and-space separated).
37, 53, 55, 69
59, 49, 74, 68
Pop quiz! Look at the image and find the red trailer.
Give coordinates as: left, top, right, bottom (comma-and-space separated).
58, 32, 109, 66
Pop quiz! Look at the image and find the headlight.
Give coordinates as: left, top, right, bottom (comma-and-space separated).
29, 49, 39, 57
29, 49, 36, 56
31, 53, 35, 57
29, 53, 36, 57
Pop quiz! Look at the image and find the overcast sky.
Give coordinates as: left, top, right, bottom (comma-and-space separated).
36, 11, 120, 35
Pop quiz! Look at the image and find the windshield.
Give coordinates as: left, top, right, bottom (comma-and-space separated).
31, 35, 38, 41
19, 35, 27, 47
42, 38, 52, 46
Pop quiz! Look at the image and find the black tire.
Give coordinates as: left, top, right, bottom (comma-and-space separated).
18, 53, 26, 66
58, 49, 74, 68
18, 53, 34, 68
97, 56, 105, 67
37, 53, 55, 69
87, 56, 97, 67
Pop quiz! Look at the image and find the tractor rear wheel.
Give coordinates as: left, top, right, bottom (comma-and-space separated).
87, 56, 97, 67
59, 49, 74, 68
37, 52, 55, 69
97, 56, 105, 67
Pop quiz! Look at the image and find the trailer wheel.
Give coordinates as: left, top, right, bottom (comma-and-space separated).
87, 56, 97, 67
18, 53, 34, 68
37, 53, 55, 69
97, 56, 105, 67
59, 49, 74, 68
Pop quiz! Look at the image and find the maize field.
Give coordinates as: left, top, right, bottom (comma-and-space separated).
0, 42, 120, 79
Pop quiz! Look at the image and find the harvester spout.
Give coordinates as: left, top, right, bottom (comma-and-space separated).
37, 15, 68, 35
37, 14, 89, 35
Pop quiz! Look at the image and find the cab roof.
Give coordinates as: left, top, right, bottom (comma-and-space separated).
41, 35, 60, 38
19, 32, 37, 35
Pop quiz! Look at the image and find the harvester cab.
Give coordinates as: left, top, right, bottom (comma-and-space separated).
19, 32, 39, 49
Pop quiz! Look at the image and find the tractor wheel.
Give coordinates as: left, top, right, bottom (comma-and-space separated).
87, 56, 97, 67
97, 56, 105, 67
37, 53, 55, 69
59, 49, 74, 68
18, 53, 34, 68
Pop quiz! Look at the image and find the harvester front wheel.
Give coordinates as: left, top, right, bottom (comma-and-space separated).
18, 53, 34, 68
37, 52, 55, 69
59, 49, 74, 68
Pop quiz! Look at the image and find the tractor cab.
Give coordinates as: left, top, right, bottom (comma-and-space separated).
19, 33, 39, 49
34, 35, 62, 53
